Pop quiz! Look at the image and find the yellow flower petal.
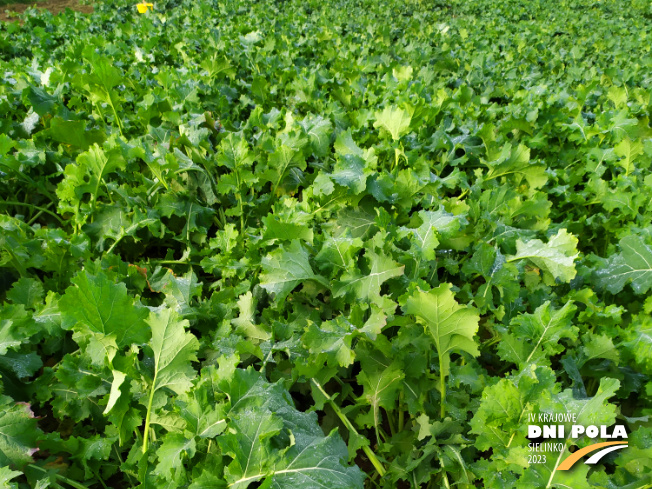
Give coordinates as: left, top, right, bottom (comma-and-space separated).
136, 2, 153, 13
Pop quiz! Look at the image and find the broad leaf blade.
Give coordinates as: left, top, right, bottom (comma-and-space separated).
148, 309, 199, 396
373, 106, 412, 141
60, 271, 150, 349
333, 250, 404, 302
594, 235, 652, 294
497, 301, 577, 368
507, 229, 578, 284
259, 240, 328, 301
0, 397, 40, 468
404, 284, 480, 376
219, 369, 364, 489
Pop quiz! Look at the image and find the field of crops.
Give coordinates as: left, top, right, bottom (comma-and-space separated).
1, 0, 651, 487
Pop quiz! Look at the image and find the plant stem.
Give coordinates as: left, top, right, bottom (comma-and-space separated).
438, 456, 451, 489
3, 246, 28, 277
259, 346, 274, 374
113, 445, 137, 487
311, 379, 386, 477
93, 101, 108, 127
439, 356, 446, 418
506, 407, 528, 448
0, 201, 64, 225
27, 210, 44, 226
387, 409, 396, 436
107, 96, 124, 136
90, 467, 109, 489
398, 391, 405, 432
147, 259, 201, 266
27, 465, 90, 489
142, 371, 157, 453
545, 441, 569, 488
105, 230, 125, 256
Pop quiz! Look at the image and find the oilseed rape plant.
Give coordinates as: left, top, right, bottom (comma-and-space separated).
0, 0, 651, 487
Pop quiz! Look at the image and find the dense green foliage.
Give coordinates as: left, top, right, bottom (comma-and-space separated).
1, 0, 652, 487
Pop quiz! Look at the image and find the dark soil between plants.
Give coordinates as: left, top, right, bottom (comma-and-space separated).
0, 0, 92, 22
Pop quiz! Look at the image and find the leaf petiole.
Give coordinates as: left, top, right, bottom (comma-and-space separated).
439, 358, 446, 418
142, 369, 157, 453
27, 464, 91, 489
311, 379, 386, 477
0, 200, 64, 225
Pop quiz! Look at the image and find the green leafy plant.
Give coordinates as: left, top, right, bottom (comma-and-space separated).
0, 0, 651, 487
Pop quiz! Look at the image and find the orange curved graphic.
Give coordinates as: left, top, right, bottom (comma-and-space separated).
557, 441, 628, 470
